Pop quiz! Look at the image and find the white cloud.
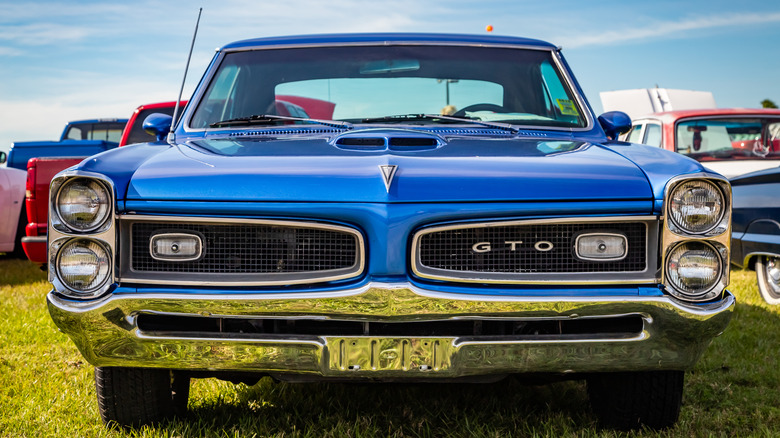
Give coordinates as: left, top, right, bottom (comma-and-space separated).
0, 23, 92, 46
560, 12, 780, 48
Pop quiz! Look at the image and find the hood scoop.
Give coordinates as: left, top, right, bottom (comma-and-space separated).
333, 130, 443, 151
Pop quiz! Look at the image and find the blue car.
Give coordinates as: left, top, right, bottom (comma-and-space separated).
45, 34, 734, 430
730, 167, 780, 304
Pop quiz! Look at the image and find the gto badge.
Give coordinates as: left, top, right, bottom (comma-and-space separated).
472, 240, 554, 253
379, 165, 398, 193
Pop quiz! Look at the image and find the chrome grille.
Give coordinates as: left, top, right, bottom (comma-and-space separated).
413, 217, 658, 284
119, 216, 364, 286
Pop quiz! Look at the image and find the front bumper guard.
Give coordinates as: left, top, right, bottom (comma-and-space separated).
47, 283, 735, 378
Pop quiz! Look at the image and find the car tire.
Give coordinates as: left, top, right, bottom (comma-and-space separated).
95, 367, 190, 428
756, 255, 780, 305
587, 370, 683, 430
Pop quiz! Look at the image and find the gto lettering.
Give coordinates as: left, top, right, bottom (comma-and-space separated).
471, 240, 555, 253
472, 242, 492, 253
534, 241, 554, 252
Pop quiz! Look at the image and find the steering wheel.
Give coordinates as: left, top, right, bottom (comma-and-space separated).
452, 103, 507, 118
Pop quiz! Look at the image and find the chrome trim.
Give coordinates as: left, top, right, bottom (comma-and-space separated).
742, 251, 780, 269
411, 216, 657, 284
50, 172, 115, 235
182, 40, 595, 135
664, 240, 725, 299
47, 283, 735, 375
21, 236, 47, 243
574, 232, 628, 262
48, 170, 118, 299
661, 174, 732, 302
118, 215, 366, 286
667, 179, 728, 236
54, 238, 113, 296
149, 232, 203, 262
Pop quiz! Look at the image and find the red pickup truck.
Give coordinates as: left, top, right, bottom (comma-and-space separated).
23, 101, 185, 265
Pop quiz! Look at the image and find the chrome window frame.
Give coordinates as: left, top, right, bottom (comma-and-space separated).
118, 215, 366, 287
411, 216, 659, 285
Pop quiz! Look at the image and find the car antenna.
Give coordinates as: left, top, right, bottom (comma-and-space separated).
168, 7, 203, 145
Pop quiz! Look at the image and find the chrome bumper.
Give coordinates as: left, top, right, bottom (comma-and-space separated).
47, 283, 735, 378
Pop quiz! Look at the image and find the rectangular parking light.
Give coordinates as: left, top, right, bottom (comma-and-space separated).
575, 233, 627, 261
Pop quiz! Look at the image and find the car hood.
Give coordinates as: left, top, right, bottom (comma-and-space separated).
122, 136, 653, 203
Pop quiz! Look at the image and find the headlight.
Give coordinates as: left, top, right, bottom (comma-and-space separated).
55, 177, 111, 232
665, 241, 722, 300
56, 239, 111, 296
668, 180, 725, 235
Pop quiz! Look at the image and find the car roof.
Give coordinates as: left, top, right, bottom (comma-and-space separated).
634, 108, 780, 123
221, 33, 557, 51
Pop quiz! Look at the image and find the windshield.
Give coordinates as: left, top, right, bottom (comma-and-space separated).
676, 118, 780, 161
189, 45, 588, 130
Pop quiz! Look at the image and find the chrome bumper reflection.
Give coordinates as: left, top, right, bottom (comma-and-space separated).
47, 283, 735, 377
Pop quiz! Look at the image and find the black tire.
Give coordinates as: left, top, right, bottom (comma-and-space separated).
587, 370, 683, 430
756, 255, 780, 305
95, 367, 190, 428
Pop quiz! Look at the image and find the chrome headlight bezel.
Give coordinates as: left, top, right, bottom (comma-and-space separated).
51, 174, 115, 235
665, 177, 729, 237
53, 238, 113, 298
48, 171, 117, 300
664, 240, 726, 301
661, 174, 731, 303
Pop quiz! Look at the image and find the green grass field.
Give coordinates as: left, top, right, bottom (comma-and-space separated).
1, 256, 778, 437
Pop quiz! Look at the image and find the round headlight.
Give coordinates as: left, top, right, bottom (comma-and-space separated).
56, 178, 111, 232
56, 239, 111, 296
666, 241, 722, 299
669, 180, 724, 234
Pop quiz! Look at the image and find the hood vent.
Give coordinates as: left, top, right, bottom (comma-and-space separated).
334, 132, 443, 151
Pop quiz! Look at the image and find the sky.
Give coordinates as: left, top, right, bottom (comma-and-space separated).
1, 0, 780, 153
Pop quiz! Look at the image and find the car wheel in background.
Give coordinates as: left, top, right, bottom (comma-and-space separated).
587, 370, 683, 430
95, 367, 190, 428
756, 255, 780, 305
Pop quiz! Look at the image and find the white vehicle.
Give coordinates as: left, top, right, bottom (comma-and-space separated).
0, 152, 27, 256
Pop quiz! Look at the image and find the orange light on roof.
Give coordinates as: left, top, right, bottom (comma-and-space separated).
486, 25, 493, 32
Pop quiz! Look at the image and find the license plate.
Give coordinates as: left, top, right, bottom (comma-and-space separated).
326, 337, 454, 372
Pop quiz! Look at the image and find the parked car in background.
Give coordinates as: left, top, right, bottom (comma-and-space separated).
625, 109, 780, 178
23, 103, 184, 266
46, 33, 734, 430
6, 119, 127, 171
0, 152, 26, 256
730, 167, 780, 304
119, 101, 186, 146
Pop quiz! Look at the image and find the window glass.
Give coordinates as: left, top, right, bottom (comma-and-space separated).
643, 123, 661, 147
626, 124, 644, 143
190, 45, 587, 130
676, 118, 780, 160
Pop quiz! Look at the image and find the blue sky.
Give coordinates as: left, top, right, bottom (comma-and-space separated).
1, 0, 779, 153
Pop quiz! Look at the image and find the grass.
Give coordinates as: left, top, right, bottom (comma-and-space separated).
1, 255, 779, 437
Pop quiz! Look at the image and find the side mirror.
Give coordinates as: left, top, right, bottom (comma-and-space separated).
598, 111, 632, 140
143, 113, 174, 142
0, 151, 6, 165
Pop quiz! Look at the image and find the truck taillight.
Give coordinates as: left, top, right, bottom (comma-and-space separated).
26, 158, 37, 200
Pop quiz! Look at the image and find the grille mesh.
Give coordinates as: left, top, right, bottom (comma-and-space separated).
131, 222, 358, 274
418, 222, 646, 274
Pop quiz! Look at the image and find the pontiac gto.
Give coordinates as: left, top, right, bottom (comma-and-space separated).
46, 33, 734, 430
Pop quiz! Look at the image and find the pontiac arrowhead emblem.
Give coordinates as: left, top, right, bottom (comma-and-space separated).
378, 165, 398, 193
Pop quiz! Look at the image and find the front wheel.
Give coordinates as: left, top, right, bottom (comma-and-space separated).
95, 367, 190, 428
587, 370, 683, 430
756, 255, 780, 305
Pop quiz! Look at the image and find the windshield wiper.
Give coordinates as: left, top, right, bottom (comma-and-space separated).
209, 114, 352, 130
360, 113, 518, 133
